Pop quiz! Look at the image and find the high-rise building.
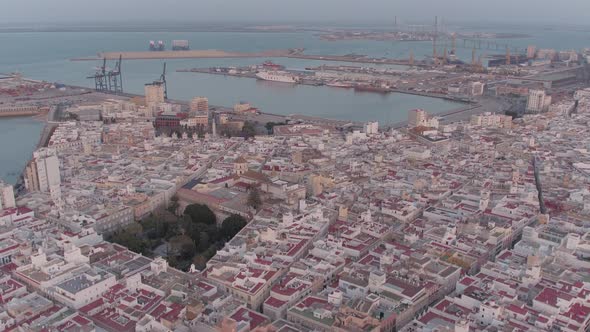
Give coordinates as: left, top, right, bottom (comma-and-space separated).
25, 148, 61, 200
0, 181, 15, 210
144, 83, 165, 105
408, 109, 427, 127
190, 97, 209, 113
470, 82, 485, 96
526, 90, 552, 113
526, 45, 537, 59
364, 122, 379, 135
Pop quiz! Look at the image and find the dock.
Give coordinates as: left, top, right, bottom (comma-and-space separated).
286, 54, 422, 67
70, 49, 422, 67
177, 67, 472, 103
71, 49, 298, 61
0, 106, 45, 118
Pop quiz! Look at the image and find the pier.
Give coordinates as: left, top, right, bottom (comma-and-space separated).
0, 106, 44, 118
70, 49, 422, 66
71, 49, 298, 61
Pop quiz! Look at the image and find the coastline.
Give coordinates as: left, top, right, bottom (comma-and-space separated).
6, 109, 54, 194
2, 75, 490, 193
70, 49, 421, 66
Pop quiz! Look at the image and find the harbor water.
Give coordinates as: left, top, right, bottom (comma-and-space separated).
0, 117, 44, 184
0, 23, 589, 182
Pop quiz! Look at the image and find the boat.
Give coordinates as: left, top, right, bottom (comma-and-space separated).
326, 81, 353, 89
255, 71, 300, 83
354, 84, 391, 93
262, 61, 285, 70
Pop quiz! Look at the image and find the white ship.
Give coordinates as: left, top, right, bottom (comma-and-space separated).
326, 81, 353, 88
255, 71, 300, 83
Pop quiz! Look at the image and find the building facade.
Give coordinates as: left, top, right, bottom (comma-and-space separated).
25, 148, 61, 201
145, 83, 165, 105
526, 89, 552, 113
190, 97, 209, 113
0, 182, 15, 210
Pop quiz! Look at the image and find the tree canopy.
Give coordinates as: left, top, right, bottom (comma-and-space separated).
184, 203, 217, 225
109, 224, 148, 255
221, 214, 248, 240
241, 121, 257, 139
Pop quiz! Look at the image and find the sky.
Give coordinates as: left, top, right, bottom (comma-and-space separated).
2, 0, 590, 25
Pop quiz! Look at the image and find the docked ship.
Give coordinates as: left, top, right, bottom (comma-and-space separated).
149, 40, 165, 51
354, 84, 391, 93
326, 81, 353, 88
261, 61, 285, 70
256, 71, 300, 83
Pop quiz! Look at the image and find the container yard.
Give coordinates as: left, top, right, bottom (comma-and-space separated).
70, 48, 423, 66
0, 74, 116, 118
171, 40, 190, 51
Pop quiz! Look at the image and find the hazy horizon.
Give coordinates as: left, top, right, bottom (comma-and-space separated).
2, 0, 590, 26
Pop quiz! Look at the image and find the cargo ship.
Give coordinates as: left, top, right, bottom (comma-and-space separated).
149, 40, 165, 51
354, 84, 391, 93
255, 71, 300, 83
261, 61, 285, 70
172, 40, 190, 51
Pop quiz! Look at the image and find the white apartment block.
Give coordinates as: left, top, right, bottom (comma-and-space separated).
25, 148, 61, 200
0, 182, 15, 210
144, 83, 165, 105
190, 96, 209, 113
526, 89, 552, 113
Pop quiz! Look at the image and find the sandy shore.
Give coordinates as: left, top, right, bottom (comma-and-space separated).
72, 49, 293, 61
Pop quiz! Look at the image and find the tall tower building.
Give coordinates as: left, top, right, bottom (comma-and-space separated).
144, 83, 165, 105
408, 109, 427, 127
25, 148, 61, 200
526, 45, 537, 59
212, 114, 217, 137
190, 97, 209, 113
526, 90, 551, 113
0, 181, 15, 210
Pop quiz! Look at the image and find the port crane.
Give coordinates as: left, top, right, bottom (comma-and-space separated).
145, 62, 168, 101
87, 56, 124, 93
87, 58, 108, 91
106, 54, 123, 94
161, 63, 168, 100
154, 62, 168, 100
434, 36, 524, 55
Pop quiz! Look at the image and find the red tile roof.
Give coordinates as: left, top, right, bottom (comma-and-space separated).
230, 307, 269, 330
